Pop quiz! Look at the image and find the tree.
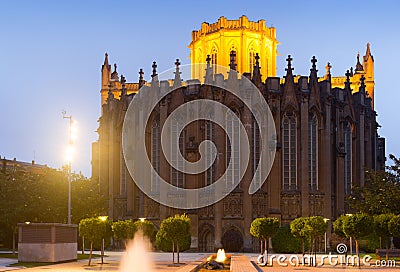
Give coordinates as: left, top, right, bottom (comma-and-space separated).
374, 214, 394, 260
79, 217, 111, 266
112, 220, 136, 247
342, 213, 373, 265
290, 217, 310, 256
133, 219, 155, 241
250, 217, 279, 264
306, 216, 328, 264
348, 155, 400, 215
158, 214, 191, 264
389, 215, 400, 247
333, 215, 347, 238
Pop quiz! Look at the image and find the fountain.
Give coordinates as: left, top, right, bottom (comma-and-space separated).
200, 249, 230, 271
119, 231, 154, 272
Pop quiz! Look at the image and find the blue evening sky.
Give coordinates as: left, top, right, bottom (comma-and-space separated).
0, 0, 398, 176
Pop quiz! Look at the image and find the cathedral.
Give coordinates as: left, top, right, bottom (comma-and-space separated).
91, 16, 385, 252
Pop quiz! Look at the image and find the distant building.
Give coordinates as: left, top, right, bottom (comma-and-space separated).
92, 16, 385, 252
1, 157, 46, 174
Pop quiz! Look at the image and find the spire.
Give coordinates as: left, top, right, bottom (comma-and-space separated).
102, 52, 111, 70
325, 62, 332, 80
151, 61, 159, 87
355, 52, 364, 72
282, 55, 298, 111
345, 69, 351, 88
350, 67, 354, 76
309, 56, 321, 111
343, 70, 355, 121
151, 61, 157, 78
229, 50, 237, 71
120, 75, 127, 96
138, 68, 145, 89
173, 58, 182, 88
111, 63, 119, 80
366, 42, 372, 57
252, 53, 262, 87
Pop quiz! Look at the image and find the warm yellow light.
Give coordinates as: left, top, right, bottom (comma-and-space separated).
25, 221, 31, 224
70, 120, 78, 142
139, 217, 146, 222
98, 216, 108, 222
66, 144, 75, 163
215, 249, 226, 263
323, 218, 330, 223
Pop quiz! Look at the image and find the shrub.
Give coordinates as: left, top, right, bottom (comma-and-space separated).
156, 228, 191, 252
272, 225, 309, 253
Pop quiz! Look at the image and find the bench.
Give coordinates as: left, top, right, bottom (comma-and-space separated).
376, 249, 400, 259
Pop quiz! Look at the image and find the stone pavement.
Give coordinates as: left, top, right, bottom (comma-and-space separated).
1, 252, 400, 271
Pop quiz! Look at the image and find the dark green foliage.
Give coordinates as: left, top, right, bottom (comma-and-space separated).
389, 215, 400, 238
156, 228, 191, 252
112, 220, 136, 241
348, 155, 400, 215
333, 215, 347, 238
157, 214, 191, 263
272, 225, 308, 253
359, 232, 380, 253
133, 219, 155, 240
250, 217, 280, 254
342, 213, 373, 240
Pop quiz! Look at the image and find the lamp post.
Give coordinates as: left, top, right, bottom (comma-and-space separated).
323, 218, 330, 254
346, 214, 353, 255
63, 111, 77, 225
99, 216, 108, 264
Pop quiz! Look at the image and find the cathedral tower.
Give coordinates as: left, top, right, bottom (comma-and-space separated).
189, 16, 278, 81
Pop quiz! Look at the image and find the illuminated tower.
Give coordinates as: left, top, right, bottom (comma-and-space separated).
189, 16, 278, 81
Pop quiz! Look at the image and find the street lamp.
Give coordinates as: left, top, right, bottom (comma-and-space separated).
99, 216, 108, 264
63, 111, 77, 225
323, 218, 330, 254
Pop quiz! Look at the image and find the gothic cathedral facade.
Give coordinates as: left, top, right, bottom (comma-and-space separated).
91, 16, 385, 252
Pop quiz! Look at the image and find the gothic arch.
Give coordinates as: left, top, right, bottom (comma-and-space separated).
199, 223, 215, 252
221, 225, 243, 252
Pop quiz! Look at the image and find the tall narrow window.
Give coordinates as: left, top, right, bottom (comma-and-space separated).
344, 122, 352, 195
211, 48, 218, 74
249, 50, 255, 73
229, 49, 237, 70
120, 148, 127, 195
151, 118, 160, 193
205, 120, 215, 186
283, 113, 297, 190
226, 110, 240, 190
252, 115, 261, 190
171, 120, 185, 189
308, 114, 318, 191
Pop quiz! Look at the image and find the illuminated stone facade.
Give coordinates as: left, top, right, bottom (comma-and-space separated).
91, 16, 385, 252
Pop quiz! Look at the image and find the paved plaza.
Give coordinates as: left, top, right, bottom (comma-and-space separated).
1, 252, 400, 271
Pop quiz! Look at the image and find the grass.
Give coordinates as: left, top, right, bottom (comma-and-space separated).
2, 253, 103, 268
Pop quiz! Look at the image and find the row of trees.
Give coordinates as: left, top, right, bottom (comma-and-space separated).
334, 213, 400, 261
78, 214, 191, 265
0, 166, 106, 253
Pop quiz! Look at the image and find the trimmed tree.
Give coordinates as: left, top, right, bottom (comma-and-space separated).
112, 220, 136, 247
133, 219, 155, 241
306, 216, 328, 264
290, 217, 311, 256
389, 215, 400, 251
79, 217, 110, 265
158, 214, 191, 264
342, 213, 373, 265
374, 214, 394, 260
333, 215, 347, 238
250, 217, 279, 262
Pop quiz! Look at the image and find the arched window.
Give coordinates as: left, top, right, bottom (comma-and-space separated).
282, 113, 297, 190
151, 118, 160, 193
344, 122, 352, 195
211, 47, 218, 74
308, 114, 318, 191
251, 115, 261, 190
229, 47, 237, 70
205, 120, 215, 186
226, 110, 240, 190
171, 119, 185, 189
